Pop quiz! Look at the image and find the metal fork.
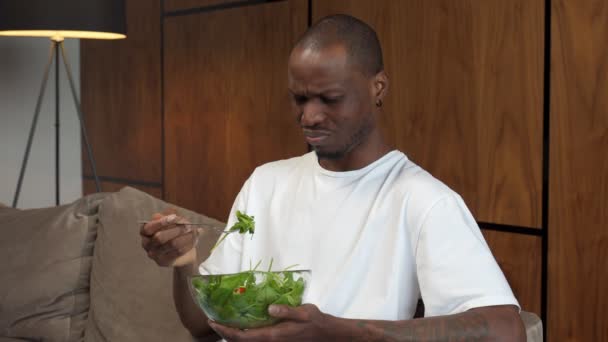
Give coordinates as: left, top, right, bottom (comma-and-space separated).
137, 221, 230, 234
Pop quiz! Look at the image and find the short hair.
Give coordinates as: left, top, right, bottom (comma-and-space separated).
294, 14, 384, 76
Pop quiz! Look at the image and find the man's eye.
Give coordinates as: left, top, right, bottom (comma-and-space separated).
321, 96, 342, 104
292, 95, 307, 105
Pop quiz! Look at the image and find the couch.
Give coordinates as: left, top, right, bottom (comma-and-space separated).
0, 187, 542, 341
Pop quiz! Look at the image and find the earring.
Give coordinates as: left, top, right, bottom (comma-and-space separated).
376, 99, 383, 107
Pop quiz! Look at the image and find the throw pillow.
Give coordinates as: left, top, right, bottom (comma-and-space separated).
84, 187, 222, 342
0, 193, 107, 341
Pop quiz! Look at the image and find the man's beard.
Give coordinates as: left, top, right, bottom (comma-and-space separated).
314, 119, 373, 160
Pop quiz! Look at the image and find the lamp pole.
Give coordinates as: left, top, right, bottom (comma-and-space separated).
59, 40, 102, 197
12, 38, 102, 208
55, 37, 61, 206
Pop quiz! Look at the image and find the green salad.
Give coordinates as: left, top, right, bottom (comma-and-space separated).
191, 263, 306, 329
191, 211, 308, 329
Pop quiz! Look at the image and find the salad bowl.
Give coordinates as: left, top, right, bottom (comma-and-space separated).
189, 269, 311, 329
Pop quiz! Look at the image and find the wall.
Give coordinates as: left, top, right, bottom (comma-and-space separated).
80, 0, 164, 199
0, 37, 81, 209
550, 0, 608, 340
81, 0, 607, 340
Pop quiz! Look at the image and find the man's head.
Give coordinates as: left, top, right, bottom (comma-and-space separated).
288, 14, 389, 162
296, 14, 384, 77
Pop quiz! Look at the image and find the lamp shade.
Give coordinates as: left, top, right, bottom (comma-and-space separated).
0, 0, 126, 40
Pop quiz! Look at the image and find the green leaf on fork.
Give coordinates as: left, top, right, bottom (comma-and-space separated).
210, 210, 255, 253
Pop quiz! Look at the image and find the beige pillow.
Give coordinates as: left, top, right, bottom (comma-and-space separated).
0, 193, 107, 341
84, 187, 223, 342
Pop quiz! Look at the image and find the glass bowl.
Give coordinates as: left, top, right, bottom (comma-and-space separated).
188, 269, 311, 329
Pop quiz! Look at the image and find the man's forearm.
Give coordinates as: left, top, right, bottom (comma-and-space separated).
173, 263, 215, 338
325, 305, 525, 342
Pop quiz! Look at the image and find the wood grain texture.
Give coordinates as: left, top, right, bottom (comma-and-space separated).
83, 179, 163, 199
481, 230, 542, 316
164, 0, 308, 220
550, 0, 608, 341
165, 0, 240, 12
313, 0, 543, 228
80, 0, 162, 182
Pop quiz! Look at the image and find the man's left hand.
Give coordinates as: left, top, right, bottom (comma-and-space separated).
209, 304, 332, 341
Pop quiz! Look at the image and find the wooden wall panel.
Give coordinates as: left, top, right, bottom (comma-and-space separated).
81, 0, 162, 183
482, 230, 542, 316
83, 179, 163, 199
165, 0, 237, 12
164, 0, 308, 220
550, 1, 608, 340
313, 0, 544, 228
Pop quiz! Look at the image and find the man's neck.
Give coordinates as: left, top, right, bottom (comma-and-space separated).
318, 131, 393, 172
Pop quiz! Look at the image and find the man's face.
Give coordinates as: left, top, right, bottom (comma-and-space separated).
287, 45, 377, 160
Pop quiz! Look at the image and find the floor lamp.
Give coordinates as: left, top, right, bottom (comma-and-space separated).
0, 0, 126, 207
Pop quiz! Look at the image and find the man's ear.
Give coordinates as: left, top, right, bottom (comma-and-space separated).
374, 70, 389, 101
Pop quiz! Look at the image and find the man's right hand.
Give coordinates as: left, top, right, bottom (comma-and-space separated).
141, 211, 214, 338
140, 212, 199, 267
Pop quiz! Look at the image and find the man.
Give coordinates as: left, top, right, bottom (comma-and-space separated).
141, 14, 525, 341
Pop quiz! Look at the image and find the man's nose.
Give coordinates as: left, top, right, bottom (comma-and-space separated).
299, 101, 325, 127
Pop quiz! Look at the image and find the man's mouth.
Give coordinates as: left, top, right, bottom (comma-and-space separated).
303, 130, 330, 145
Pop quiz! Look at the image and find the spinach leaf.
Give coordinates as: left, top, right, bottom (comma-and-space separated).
210, 210, 255, 253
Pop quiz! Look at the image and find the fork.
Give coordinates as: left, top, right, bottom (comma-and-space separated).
137, 221, 230, 234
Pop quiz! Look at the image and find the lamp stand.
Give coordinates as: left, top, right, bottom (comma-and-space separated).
12, 38, 101, 208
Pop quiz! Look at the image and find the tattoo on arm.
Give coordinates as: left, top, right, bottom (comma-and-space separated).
351, 310, 490, 342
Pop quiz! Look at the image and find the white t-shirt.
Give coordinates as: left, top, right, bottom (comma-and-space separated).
200, 150, 519, 319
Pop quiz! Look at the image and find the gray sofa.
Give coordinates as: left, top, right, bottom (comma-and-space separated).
0, 187, 223, 341
0, 187, 542, 341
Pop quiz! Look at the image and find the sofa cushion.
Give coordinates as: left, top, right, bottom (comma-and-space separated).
84, 187, 223, 342
0, 193, 107, 341
0, 203, 18, 212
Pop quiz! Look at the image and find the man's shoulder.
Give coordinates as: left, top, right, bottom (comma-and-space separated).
392, 157, 466, 234
392, 157, 458, 210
